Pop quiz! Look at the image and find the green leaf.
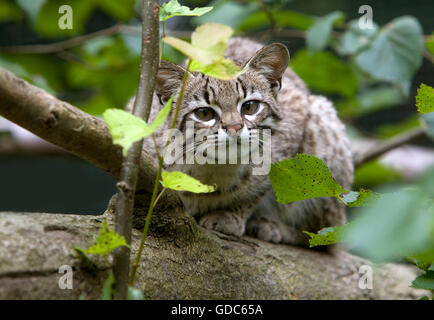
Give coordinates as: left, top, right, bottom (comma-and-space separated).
304, 224, 351, 247
269, 154, 348, 204
96, 0, 136, 21
0, 0, 23, 22
163, 23, 240, 80
290, 49, 358, 98
103, 109, 149, 156
306, 11, 344, 52
150, 96, 173, 131
160, 0, 213, 22
193, 0, 258, 29
421, 112, 434, 142
345, 184, 434, 261
415, 83, 434, 114
335, 20, 379, 55
190, 57, 243, 80
103, 98, 172, 156
36, 0, 94, 37
100, 274, 114, 300
411, 271, 434, 290
161, 171, 216, 193
354, 161, 402, 187
426, 33, 434, 55
341, 189, 379, 207
355, 16, 424, 96
237, 10, 314, 32
86, 220, 129, 256
337, 86, 408, 119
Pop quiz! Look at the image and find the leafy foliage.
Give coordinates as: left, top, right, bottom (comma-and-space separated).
290, 49, 358, 98
163, 23, 242, 79
86, 220, 129, 256
335, 20, 378, 55
426, 33, 434, 55
237, 9, 313, 31
305, 170, 434, 265
161, 171, 216, 193
160, 0, 213, 22
354, 161, 401, 188
193, 0, 259, 29
354, 16, 424, 95
411, 271, 434, 291
269, 154, 376, 207
103, 97, 173, 155
306, 11, 344, 52
415, 83, 434, 114
269, 154, 347, 203
304, 224, 351, 247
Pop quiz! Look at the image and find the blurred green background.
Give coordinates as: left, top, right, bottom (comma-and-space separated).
0, 0, 433, 213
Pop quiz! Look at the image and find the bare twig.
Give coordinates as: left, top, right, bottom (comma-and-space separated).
0, 25, 190, 54
0, 25, 124, 54
112, 0, 160, 300
354, 127, 426, 168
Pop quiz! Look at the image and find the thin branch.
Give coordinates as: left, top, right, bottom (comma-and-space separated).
112, 0, 160, 300
354, 127, 426, 168
0, 25, 190, 54
0, 24, 124, 54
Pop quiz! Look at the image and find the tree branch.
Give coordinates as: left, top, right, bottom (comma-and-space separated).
0, 25, 190, 54
0, 66, 181, 209
112, 0, 160, 299
0, 210, 428, 300
354, 127, 427, 168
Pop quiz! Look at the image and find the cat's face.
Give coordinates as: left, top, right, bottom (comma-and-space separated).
155, 43, 289, 163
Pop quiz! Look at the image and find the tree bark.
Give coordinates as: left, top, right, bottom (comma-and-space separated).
0, 207, 428, 299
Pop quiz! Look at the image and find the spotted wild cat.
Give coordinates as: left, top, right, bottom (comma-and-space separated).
134, 37, 354, 246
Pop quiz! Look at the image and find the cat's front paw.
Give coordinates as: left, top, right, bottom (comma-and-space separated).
199, 212, 245, 237
246, 217, 282, 243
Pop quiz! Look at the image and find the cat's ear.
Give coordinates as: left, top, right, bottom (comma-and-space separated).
246, 43, 289, 93
155, 60, 191, 104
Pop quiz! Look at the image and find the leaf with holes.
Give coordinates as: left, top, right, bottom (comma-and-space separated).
86, 220, 129, 256
416, 83, 434, 114
161, 171, 216, 193
341, 189, 380, 207
269, 154, 348, 203
304, 223, 352, 247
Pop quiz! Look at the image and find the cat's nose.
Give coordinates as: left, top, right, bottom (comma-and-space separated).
223, 123, 243, 136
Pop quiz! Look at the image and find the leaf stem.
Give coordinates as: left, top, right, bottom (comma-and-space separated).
336, 195, 348, 207
163, 59, 192, 158
160, 21, 166, 61
129, 59, 191, 286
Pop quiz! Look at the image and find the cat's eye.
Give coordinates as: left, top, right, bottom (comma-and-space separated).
241, 100, 260, 116
194, 107, 216, 122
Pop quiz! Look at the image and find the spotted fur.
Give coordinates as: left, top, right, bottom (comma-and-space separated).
132, 37, 354, 246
